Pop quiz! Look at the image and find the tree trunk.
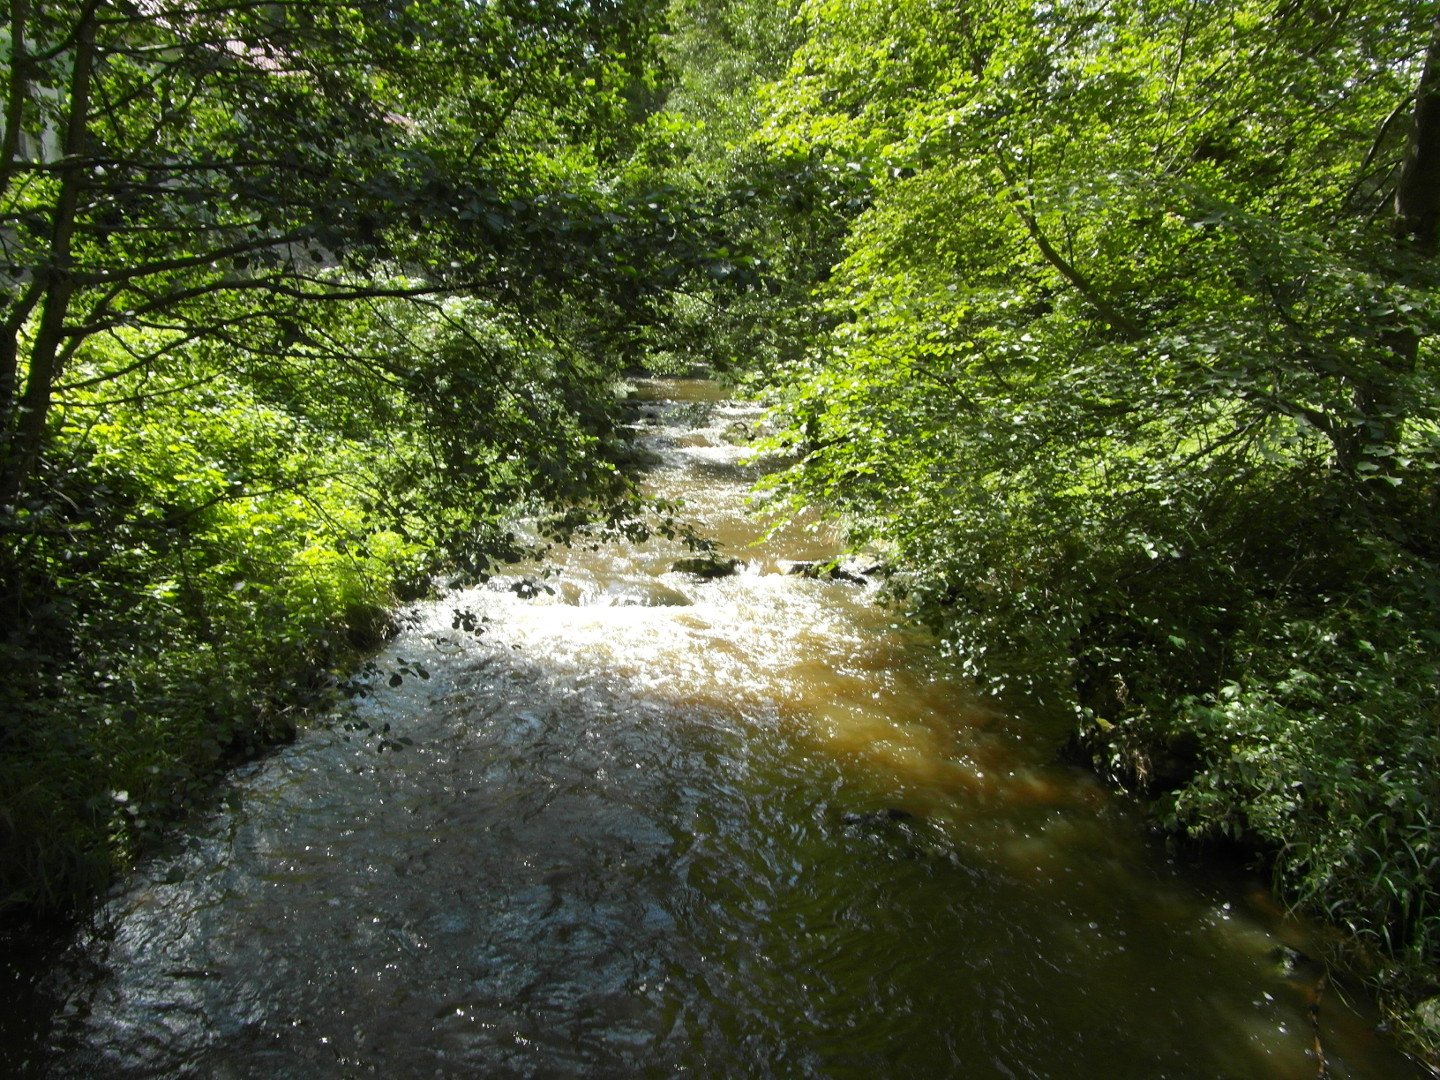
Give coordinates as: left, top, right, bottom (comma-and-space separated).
0, 0, 33, 423
1395, 13, 1440, 258
0, 4, 97, 506
1339, 14, 1440, 477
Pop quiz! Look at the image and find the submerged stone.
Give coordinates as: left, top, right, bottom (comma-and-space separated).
840, 807, 915, 827
721, 421, 753, 445
609, 581, 693, 607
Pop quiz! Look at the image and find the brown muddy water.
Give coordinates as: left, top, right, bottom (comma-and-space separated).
9, 379, 1426, 1078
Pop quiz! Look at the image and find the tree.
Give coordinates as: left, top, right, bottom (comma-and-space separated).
0, 0, 742, 915
756, 0, 1440, 973
0, 0, 680, 507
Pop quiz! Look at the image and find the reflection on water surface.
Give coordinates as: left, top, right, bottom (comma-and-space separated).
28, 380, 1422, 1079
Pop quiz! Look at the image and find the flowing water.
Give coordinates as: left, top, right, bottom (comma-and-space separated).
15, 380, 1424, 1079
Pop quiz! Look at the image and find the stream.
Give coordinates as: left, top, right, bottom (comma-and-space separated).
12, 378, 1424, 1079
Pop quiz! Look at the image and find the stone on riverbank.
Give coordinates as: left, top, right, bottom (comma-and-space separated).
783, 559, 882, 585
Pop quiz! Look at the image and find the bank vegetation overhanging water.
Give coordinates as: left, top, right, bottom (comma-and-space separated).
11, 383, 1431, 1080
3, 0, 1440, 1067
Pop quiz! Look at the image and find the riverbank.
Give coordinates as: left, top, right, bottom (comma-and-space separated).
1065, 704, 1440, 1069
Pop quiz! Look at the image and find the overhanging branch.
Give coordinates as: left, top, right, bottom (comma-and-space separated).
993, 154, 1143, 339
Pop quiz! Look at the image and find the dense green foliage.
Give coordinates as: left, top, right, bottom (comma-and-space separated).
0, 0, 747, 914
626, 0, 840, 380
735, 0, 1440, 992
6, 0, 1440, 1040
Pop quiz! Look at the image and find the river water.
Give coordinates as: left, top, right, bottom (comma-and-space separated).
17, 379, 1423, 1078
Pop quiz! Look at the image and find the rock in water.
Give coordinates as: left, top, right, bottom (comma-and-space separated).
670, 555, 742, 579
783, 559, 876, 585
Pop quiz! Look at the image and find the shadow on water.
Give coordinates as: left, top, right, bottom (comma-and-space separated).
21, 379, 1427, 1079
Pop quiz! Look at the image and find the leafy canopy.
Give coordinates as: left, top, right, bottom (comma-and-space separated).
754, 0, 1440, 971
